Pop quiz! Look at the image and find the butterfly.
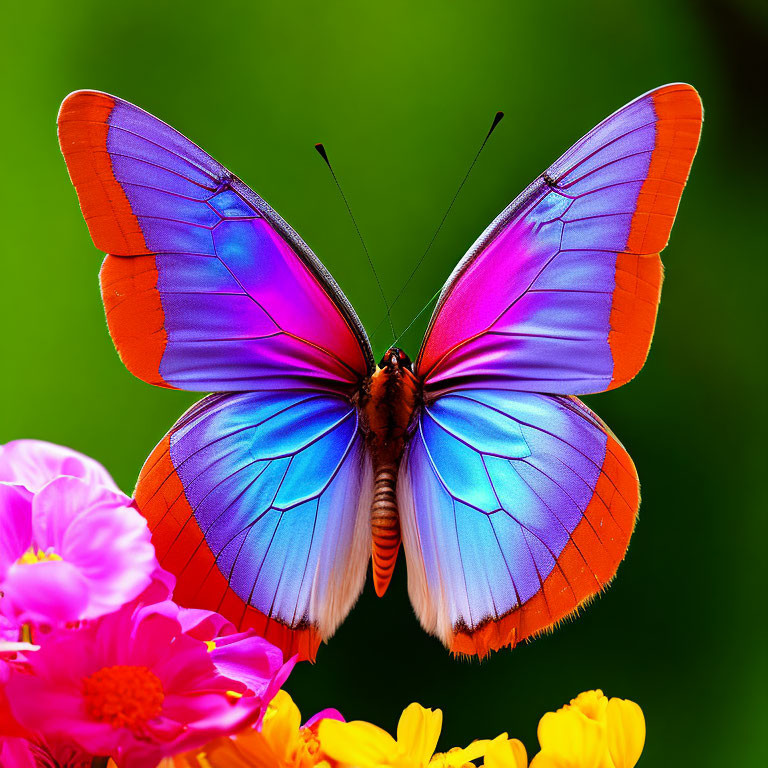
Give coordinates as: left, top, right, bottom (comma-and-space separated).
58, 84, 702, 661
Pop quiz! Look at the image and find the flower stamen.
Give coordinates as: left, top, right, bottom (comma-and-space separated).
83, 665, 164, 732
17, 547, 62, 565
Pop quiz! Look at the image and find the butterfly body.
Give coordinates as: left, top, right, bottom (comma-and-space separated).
58, 85, 702, 660
361, 347, 420, 596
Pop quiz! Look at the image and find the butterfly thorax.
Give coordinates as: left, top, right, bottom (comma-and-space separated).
360, 348, 420, 597
362, 348, 420, 458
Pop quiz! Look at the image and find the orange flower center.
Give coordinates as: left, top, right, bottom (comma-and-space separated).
83, 665, 164, 731
297, 727, 328, 768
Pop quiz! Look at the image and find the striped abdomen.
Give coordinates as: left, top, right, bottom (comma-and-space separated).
371, 462, 401, 596
362, 349, 420, 597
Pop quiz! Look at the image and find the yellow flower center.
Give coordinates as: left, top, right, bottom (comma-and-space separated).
17, 547, 62, 565
83, 665, 164, 731
205, 639, 217, 652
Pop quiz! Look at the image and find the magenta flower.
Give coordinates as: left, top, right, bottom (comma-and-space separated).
0, 441, 157, 626
178, 608, 296, 726
4, 600, 286, 768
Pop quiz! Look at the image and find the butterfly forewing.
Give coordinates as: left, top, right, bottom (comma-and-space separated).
417, 84, 702, 394
58, 90, 373, 392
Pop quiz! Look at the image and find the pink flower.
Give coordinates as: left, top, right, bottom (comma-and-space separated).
0, 442, 156, 625
4, 600, 286, 768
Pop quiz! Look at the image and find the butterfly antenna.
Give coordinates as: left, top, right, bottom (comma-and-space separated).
315, 143, 396, 341
371, 110, 504, 340
391, 285, 443, 351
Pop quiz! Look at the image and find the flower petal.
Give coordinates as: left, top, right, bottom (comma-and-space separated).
0, 483, 33, 577
205, 731, 281, 768
483, 738, 528, 768
537, 708, 608, 768
1, 560, 90, 625
0, 685, 32, 739
210, 632, 287, 697
261, 690, 301, 763
605, 699, 645, 768
0, 738, 37, 768
397, 703, 443, 765
0, 440, 120, 493
30, 476, 156, 621
568, 691, 609, 724
304, 707, 345, 729
254, 656, 297, 729
320, 719, 399, 767
178, 608, 237, 640
529, 754, 564, 768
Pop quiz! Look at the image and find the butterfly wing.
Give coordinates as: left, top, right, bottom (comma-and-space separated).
417, 84, 702, 394
137, 390, 372, 661
400, 390, 636, 656
58, 90, 373, 392
58, 92, 376, 659
401, 85, 701, 656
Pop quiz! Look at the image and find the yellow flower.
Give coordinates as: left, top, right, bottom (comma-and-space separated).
603, 698, 644, 768
482, 737, 528, 768
319, 702, 502, 768
529, 691, 645, 768
261, 690, 336, 768
152, 690, 336, 768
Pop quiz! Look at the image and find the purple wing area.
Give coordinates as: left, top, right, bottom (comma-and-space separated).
136, 390, 373, 661
416, 84, 702, 395
399, 389, 639, 657
58, 91, 373, 392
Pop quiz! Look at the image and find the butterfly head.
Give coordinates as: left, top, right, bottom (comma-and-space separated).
380, 347, 412, 371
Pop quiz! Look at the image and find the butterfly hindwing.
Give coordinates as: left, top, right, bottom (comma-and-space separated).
58, 90, 373, 393
136, 391, 372, 662
399, 389, 637, 657
417, 84, 702, 395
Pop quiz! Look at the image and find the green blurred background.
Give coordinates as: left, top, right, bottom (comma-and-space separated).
2, 1, 766, 764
